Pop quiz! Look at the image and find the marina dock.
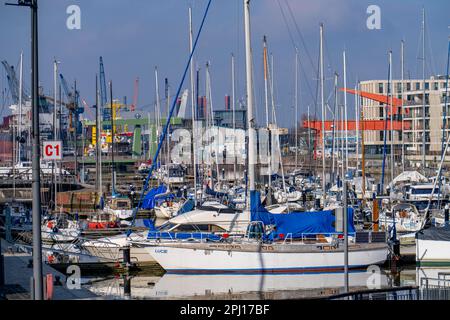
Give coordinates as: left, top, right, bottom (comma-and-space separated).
1, 239, 97, 300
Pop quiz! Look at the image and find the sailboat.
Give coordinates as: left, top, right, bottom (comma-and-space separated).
146, 0, 388, 274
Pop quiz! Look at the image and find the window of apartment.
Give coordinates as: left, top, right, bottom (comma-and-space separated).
443, 82, 448, 89
433, 82, 439, 90
415, 82, 420, 90
396, 82, 402, 93
379, 131, 384, 141
406, 82, 411, 91
378, 83, 384, 94
425, 82, 430, 90
379, 107, 384, 118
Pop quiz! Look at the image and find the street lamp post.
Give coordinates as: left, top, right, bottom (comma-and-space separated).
5, 0, 43, 300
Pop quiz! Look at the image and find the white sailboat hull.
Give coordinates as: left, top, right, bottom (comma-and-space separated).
41, 229, 80, 243
416, 239, 450, 266
82, 232, 155, 263
147, 242, 388, 274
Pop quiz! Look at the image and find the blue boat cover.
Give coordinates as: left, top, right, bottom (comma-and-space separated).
140, 185, 168, 209
176, 199, 195, 216
250, 191, 355, 239
205, 186, 228, 199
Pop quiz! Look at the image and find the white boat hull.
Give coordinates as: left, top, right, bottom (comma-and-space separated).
82, 232, 155, 263
83, 245, 155, 263
154, 205, 179, 219
41, 229, 80, 243
147, 242, 388, 274
416, 239, 450, 266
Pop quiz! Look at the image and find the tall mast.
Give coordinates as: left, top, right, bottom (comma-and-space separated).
189, 6, 197, 205
421, 7, 426, 170
341, 92, 345, 185
165, 78, 170, 181
443, 37, 450, 158
95, 75, 102, 196
332, 73, 338, 182
268, 54, 286, 193
343, 50, 349, 173
389, 50, 394, 182
263, 36, 271, 200
154, 67, 161, 171
320, 23, 326, 203
244, 0, 256, 192
53, 59, 58, 210
263, 36, 269, 128
355, 82, 359, 172
360, 81, 366, 199
18, 51, 23, 164
206, 62, 220, 187
74, 80, 78, 181
295, 48, 299, 171
110, 81, 116, 195
401, 40, 405, 172
231, 53, 237, 181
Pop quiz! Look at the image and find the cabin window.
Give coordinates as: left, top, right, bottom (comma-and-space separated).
116, 201, 129, 208
411, 188, 439, 195
175, 224, 208, 232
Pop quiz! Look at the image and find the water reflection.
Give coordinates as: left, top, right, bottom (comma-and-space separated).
86, 270, 391, 300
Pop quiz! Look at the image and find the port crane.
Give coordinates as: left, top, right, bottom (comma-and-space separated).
59, 74, 84, 135
1, 60, 29, 104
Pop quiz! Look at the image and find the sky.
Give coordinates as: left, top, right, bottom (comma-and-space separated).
1, 0, 449, 127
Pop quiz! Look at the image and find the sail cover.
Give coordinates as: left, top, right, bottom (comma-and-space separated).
416, 224, 450, 242
250, 191, 355, 238
140, 185, 168, 209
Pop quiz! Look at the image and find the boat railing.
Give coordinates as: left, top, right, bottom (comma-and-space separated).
282, 233, 293, 244
297, 232, 356, 245
147, 231, 222, 242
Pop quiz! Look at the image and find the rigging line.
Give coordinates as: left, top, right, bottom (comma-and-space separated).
424, 15, 437, 77
276, 0, 317, 104
282, 0, 316, 71
380, 56, 390, 193
128, 0, 213, 231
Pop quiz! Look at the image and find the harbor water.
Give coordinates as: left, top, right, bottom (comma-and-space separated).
80, 266, 450, 300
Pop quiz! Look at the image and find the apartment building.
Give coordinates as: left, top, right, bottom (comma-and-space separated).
360, 75, 449, 167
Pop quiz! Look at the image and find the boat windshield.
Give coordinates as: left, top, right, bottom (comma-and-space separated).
411, 187, 439, 195
158, 222, 178, 231
115, 201, 130, 208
